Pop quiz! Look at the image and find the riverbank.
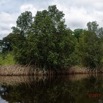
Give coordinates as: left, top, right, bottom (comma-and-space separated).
0, 65, 102, 76
0, 65, 48, 76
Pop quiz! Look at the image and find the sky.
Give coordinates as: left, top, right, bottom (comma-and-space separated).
0, 0, 103, 39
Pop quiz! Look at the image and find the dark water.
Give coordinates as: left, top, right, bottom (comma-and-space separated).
0, 75, 103, 103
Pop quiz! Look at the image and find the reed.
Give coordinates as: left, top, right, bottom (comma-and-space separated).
0, 65, 102, 76
0, 65, 48, 76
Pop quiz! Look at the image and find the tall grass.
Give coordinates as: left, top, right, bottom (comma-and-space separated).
0, 65, 49, 76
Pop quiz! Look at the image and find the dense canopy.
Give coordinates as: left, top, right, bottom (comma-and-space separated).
1, 5, 103, 71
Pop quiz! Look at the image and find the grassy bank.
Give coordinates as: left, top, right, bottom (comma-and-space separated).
0, 52, 15, 65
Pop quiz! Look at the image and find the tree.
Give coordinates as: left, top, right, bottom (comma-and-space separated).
77, 30, 102, 69
13, 5, 76, 69
16, 11, 33, 37
2, 26, 26, 52
73, 29, 83, 41
87, 21, 98, 33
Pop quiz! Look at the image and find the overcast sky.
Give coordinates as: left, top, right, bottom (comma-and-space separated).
0, 0, 103, 39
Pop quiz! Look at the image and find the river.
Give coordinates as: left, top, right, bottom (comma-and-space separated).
0, 74, 103, 103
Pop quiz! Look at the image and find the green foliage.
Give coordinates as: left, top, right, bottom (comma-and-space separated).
0, 52, 15, 65
11, 5, 76, 69
16, 11, 32, 36
76, 30, 103, 69
87, 21, 98, 33
73, 29, 83, 40
2, 6, 103, 70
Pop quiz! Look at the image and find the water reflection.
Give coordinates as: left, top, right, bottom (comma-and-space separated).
0, 75, 103, 103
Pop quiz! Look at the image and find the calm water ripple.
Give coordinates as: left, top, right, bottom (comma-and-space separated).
0, 75, 103, 103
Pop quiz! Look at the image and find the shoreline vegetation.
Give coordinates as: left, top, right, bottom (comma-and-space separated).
0, 65, 102, 76
1, 5, 103, 75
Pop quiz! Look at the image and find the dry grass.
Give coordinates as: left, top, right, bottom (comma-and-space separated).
0, 65, 101, 76
68, 66, 89, 74
0, 65, 48, 76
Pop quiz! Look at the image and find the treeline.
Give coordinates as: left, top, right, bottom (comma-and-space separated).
1, 5, 103, 70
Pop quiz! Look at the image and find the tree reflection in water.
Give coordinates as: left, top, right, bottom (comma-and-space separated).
0, 75, 103, 103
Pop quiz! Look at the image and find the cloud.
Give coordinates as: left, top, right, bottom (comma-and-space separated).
0, 3, 38, 40
0, 0, 10, 5
0, 12, 18, 39
20, 4, 37, 16
1, 0, 103, 39
51, 0, 103, 29
64, 7, 95, 29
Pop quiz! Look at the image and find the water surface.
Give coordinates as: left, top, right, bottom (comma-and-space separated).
0, 75, 103, 103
